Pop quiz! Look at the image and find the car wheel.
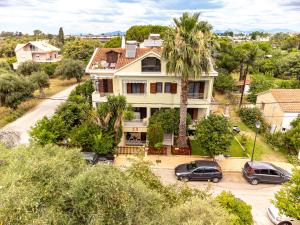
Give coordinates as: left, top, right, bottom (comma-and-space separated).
212, 177, 220, 183
251, 179, 259, 185
181, 177, 189, 182
278, 221, 292, 225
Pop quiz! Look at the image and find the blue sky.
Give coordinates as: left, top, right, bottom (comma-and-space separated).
0, 0, 299, 34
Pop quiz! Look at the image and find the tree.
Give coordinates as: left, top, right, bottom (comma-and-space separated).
69, 79, 94, 105
195, 114, 233, 157
214, 72, 236, 93
54, 59, 84, 82
279, 52, 300, 79
284, 117, 300, 155
0, 72, 35, 108
33, 29, 43, 36
163, 12, 212, 147
95, 95, 133, 144
58, 27, 64, 45
104, 36, 121, 48
16, 61, 40, 76
247, 75, 274, 103
126, 25, 168, 42
216, 191, 254, 225
0, 144, 238, 225
29, 71, 49, 97
40, 62, 59, 77
274, 167, 300, 219
63, 39, 101, 62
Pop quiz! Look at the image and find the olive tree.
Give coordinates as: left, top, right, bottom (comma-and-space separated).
29, 71, 50, 97
54, 59, 85, 82
16, 61, 40, 76
0, 72, 35, 108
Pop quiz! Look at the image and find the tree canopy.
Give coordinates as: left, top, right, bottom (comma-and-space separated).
54, 59, 85, 82
0, 144, 246, 225
126, 25, 168, 42
195, 114, 233, 157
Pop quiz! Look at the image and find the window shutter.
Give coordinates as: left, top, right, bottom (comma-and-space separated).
140, 83, 145, 93
127, 83, 132, 94
150, 83, 156, 94
192, 108, 198, 120
98, 79, 105, 97
199, 81, 205, 93
171, 83, 177, 94
107, 79, 113, 93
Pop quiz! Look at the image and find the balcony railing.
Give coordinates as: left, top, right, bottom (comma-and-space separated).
125, 139, 146, 146
188, 93, 205, 99
124, 119, 147, 127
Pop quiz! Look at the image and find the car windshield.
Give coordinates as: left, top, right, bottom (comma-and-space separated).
187, 162, 197, 171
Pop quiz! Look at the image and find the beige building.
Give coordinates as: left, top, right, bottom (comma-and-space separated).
86, 39, 217, 147
256, 89, 300, 132
13, 40, 61, 69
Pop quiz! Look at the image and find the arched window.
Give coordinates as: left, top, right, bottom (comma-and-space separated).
141, 57, 161, 72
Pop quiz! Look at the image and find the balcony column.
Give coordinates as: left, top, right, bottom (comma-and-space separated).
146, 107, 151, 120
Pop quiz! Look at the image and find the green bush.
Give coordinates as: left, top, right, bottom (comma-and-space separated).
214, 72, 236, 93
238, 107, 268, 133
216, 191, 254, 225
69, 80, 94, 105
247, 75, 274, 103
0, 61, 12, 71
147, 123, 164, 147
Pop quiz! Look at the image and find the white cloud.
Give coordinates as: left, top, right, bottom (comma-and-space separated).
0, 0, 299, 34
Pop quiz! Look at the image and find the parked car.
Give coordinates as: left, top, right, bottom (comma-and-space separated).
233, 125, 241, 133
242, 161, 291, 185
267, 205, 300, 225
81, 152, 99, 165
175, 160, 223, 182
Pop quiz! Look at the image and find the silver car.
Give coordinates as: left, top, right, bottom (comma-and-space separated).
267, 205, 300, 225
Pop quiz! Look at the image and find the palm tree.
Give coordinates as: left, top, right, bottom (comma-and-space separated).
94, 95, 133, 143
162, 12, 212, 147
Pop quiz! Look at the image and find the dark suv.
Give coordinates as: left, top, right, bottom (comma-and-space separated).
175, 160, 223, 182
243, 161, 291, 185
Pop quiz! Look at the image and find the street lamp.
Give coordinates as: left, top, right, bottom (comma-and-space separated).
251, 121, 261, 162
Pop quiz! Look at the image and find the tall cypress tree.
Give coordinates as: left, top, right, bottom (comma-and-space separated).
58, 27, 64, 44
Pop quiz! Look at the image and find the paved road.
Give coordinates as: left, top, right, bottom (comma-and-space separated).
152, 168, 280, 225
1, 85, 77, 144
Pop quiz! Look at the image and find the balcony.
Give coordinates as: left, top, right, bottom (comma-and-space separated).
188, 93, 205, 99
123, 118, 148, 128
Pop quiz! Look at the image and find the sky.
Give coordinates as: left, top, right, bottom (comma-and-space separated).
0, 0, 300, 34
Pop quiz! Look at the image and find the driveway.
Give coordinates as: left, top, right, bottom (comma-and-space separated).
1, 84, 77, 144
153, 168, 280, 225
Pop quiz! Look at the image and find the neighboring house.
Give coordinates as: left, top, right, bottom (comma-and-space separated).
236, 80, 251, 94
13, 40, 61, 69
86, 36, 218, 147
256, 89, 300, 132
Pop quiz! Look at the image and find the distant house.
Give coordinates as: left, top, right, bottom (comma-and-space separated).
236, 80, 251, 94
256, 89, 300, 132
13, 40, 61, 69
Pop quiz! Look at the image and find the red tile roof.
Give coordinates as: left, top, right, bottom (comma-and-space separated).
270, 89, 300, 112
90, 47, 162, 70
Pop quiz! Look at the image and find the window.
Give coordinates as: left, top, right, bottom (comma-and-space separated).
151, 108, 159, 116
256, 169, 269, 175
164, 82, 171, 93
187, 162, 197, 171
188, 81, 205, 99
204, 169, 218, 173
156, 82, 162, 93
141, 57, 161, 72
193, 168, 203, 174
269, 170, 280, 176
261, 102, 266, 110
97, 79, 113, 95
127, 83, 145, 94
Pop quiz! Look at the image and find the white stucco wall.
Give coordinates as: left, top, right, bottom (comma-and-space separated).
282, 112, 300, 131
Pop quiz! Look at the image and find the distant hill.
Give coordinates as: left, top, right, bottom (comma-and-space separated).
102, 31, 125, 36
214, 28, 295, 34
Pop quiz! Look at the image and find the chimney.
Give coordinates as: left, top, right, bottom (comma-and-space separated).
121, 36, 126, 48
125, 40, 137, 58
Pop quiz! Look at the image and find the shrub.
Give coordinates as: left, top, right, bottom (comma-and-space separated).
247, 75, 274, 103
239, 107, 268, 133
0, 61, 12, 71
69, 80, 94, 105
54, 59, 85, 82
147, 123, 164, 147
216, 191, 254, 225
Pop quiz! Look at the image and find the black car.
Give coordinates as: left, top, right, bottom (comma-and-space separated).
243, 161, 291, 185
175, 160, 223, 182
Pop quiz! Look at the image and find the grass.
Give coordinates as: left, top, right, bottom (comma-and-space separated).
0, 76, 88, 128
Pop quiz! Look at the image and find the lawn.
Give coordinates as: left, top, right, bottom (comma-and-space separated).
0, 76, 88, 128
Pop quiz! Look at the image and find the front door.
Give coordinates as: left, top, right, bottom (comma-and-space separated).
190, 168, 204, 180
268, 169, 284, 183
